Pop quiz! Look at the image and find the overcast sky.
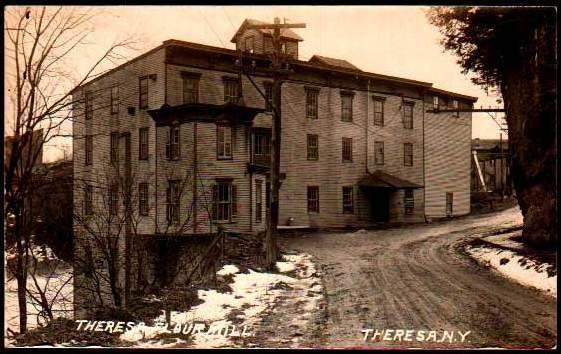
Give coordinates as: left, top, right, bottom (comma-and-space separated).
5, 6, 506, 162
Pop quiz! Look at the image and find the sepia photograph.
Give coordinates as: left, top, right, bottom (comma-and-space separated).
3, 4, 557, 349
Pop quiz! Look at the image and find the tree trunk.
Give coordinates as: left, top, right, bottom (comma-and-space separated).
501, 19, 557, 248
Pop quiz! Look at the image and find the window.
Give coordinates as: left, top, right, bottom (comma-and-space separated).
307, 186, 319, 213
110, 132, 119, 164
452, 99, 459, 117
85, 92, 93, 120
85, 135, 93, 166
375, 141, 384, 165
306, 88, 319, 120
212, 181, 236, 222
433, 96, 439, 110
446, 192, 453, 216
254, 132, 270, 156
404, 143, 413, 166
166, 126, 180, 160
342, 137, 353, 162
139, 77, 149, 109
343, 186, 354, 214
244, 36, 255, 52
223, 78, 239, 103
109, 184, 119, 215
166, 180, 180, 224
373, 97, 384, 126
139, 127, 149, 160
217, 125, 232, 159
139, 183, 149, 216
403, 102, 414, 129
264, 82, 273, 112
307, 134, 319, 160
341, 92, 353, 122
111, 86, 119, 114
255, 180, 263, 223
182, 73, 200, 104
84, 185, 93, 215
404, 190, 414, 215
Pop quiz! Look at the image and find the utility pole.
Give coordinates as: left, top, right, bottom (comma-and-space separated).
246, 18, 306, 269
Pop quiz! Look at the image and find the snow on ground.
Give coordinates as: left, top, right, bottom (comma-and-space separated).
121, 252, 322, 348
467, 246, 556, 297
4, 244, 73, 346
483, 230, 525, 250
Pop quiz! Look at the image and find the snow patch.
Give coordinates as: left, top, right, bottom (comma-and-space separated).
467, 246, 556, 297
216, 264, 239, 276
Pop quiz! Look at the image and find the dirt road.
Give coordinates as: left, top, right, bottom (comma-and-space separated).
279, 207, 557, 349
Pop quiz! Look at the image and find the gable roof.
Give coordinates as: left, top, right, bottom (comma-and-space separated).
230, 19, 304, 43
309, 55, 361, 71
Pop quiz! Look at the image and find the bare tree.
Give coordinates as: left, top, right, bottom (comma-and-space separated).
4, 6, 134, 334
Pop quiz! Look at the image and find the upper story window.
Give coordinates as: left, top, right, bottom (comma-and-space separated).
166, 180, 180, 225
217, 125, 233, 159
403, 101, 414, 129
375, 141, 384, 165
404, 143, 413, 166
307, 186, 319, 213
341, 92, 354, 122
263, 82, 273, 112
404, 190, 414, 215
342, 186, 354, 214
306, 87, 319, 120
139, 77, 150, 109
110, 86, 119, 114
166, 126, 180, 160
373, 97, 384, 126
342, 137, 353, 162
254, 132, 270, 156
110, 132, 119, 164
182, 72, 200, 104
85, 134, 93, 166
223, 77, 240, 104
109, 184, 119, 215
139, 127, 149, 160
85, 92, 93, 120
307, 134, 319, 161
138, 182, 149, 216
452, 99, 459, 117
244, 36, 255, 52
433, 96, 439, 110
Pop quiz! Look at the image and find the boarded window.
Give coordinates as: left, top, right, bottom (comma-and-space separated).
109, 184, 119, 215
343, 186, 354, 214
375, 141, 384, 165
139, 182, 149, 216
307, 134, 319, 160
342, 137, 353, 162
306, 88, 319, 119
217, 125, 233, 159
255, 180, 263, 223
85, 135, 93, 166
85, 92, 93, 120
404, 190, 414, 215
264, 82, 273, 112
446, 192, 453, 216
139, 127, 149, 160
182, 74, 199, 104
166, 126, 180, 160
404, 143, 413, 166
139, 77, 149, 109
84, 185, 93, 215
110, 86, 119, 114
341, 93, 353, 122
110, 132, 119, 164
224, 78, 239, 103
166, 180, 180, 224
307, 186, 319, 213
403, 102, 414, 129
212, 181, 234, 222
373, 97, 384, 126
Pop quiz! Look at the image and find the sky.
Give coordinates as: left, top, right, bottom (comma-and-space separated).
4, 6, 506, 163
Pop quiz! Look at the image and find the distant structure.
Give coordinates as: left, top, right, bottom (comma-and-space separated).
471, 138, 511, 195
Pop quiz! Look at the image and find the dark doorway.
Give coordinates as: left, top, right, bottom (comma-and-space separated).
366, 189, 390, 222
